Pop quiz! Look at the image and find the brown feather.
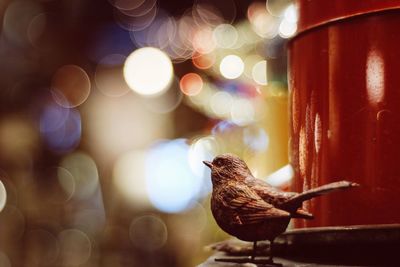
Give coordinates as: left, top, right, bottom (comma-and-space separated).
206, 153, 358, 243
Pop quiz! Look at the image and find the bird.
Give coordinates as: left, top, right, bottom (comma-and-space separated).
203, 153, 359, 265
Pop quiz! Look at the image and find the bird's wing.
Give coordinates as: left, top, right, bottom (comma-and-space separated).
291, 208, 314, 219
219, 183, 290, 225
247, 177, 297, 206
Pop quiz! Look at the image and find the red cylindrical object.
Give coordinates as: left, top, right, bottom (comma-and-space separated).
289, 1, 400, 227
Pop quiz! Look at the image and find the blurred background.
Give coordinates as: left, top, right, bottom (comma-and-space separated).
0, 0, 297, 266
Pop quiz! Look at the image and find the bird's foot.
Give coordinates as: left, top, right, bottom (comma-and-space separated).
215, 256, 282, 266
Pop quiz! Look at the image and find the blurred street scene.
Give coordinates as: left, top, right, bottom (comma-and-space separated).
0, 0, 296, 266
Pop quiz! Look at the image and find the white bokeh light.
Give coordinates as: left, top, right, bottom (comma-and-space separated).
113, 150, 150, 208
283, 4, 298, 23
124, 47, 173, 96
252, 60, 268, 85
243, 126, 269, 152
210, 91, 233, 117
0, 180, 6, 212
279, 19, 297, 38
213, 24, 238, 48
219, 55, 244, 79
145, 139, 203, 213
265, 164, 294, 187
230, 98, 255, 126
188, 136, 218, 179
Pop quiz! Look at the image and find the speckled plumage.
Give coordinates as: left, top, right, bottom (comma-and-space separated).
203, 153, 359, 263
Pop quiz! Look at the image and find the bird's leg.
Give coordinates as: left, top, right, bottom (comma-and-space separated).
251, 241, 257, 261
268, 238, 275, 263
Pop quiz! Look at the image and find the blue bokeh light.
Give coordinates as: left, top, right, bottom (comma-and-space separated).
211, 120, 237, 135
145, 139, 203, 213
40, 102, 81, 153
243, 126, 269, 152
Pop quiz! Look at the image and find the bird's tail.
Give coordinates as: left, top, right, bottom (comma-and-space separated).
281, 181, 359, 210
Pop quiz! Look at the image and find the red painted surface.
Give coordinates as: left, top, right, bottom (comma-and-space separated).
297, 0, 400, 34
289, 8, 400, 227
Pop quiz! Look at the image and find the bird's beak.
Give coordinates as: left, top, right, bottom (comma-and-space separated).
203, 161, 212, 168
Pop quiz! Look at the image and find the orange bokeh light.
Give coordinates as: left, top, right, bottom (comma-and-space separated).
192, 52, 215, 70
179, 73, 203, 96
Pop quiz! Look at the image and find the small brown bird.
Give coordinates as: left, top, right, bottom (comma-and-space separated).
203, 153, 359, 265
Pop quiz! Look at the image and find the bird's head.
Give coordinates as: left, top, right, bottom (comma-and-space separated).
203, 153, 250, 186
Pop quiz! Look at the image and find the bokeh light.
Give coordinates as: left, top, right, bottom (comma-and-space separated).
129, 215, 168, 251
2, 0, 44, 46
278, 4, 298, 39
195, 0, 237, 25
124, 47, 174, 96
187, 82, 212, 105
130, 10, 177, 52
0, 174, 16, 208
230, 98, 255, 126
145, 139, 203, 213
213, 24, 238, 48
60, 152, 99, 200
283, 4, 298, 23
248, 2, 278, 39
0, 0, 294, 265
188, 136, 218, 180
84, 91, 173, 159
219, 55, 244, 79
0, 180, 6, 212
192, 52, 216, 70
56, 167, 76, 203
210, 91, 233, 117
113, 0, 158, 31
74, 209, 106, 235
180, 73, 203, 96
266, 0, 293, 17
109, 0, 146, 11
192, 27, 216, 54
211, 120, 237, 136
142, 79, 183, 113
58, 229, 92, 266
193, 3, 224, 27
27, 13, 47, 47
51, 65, 91, 108
244, 55, 264, 78
43, 166, 75, 204
243, 125, 269, 152
279, 19, 297, 38
113, 150, 150, 208
40, 102, 81, 153
117, 0, 157, 17
252, 60, 268, 85
95, 54, 131, 97
265, 164, 294, 187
